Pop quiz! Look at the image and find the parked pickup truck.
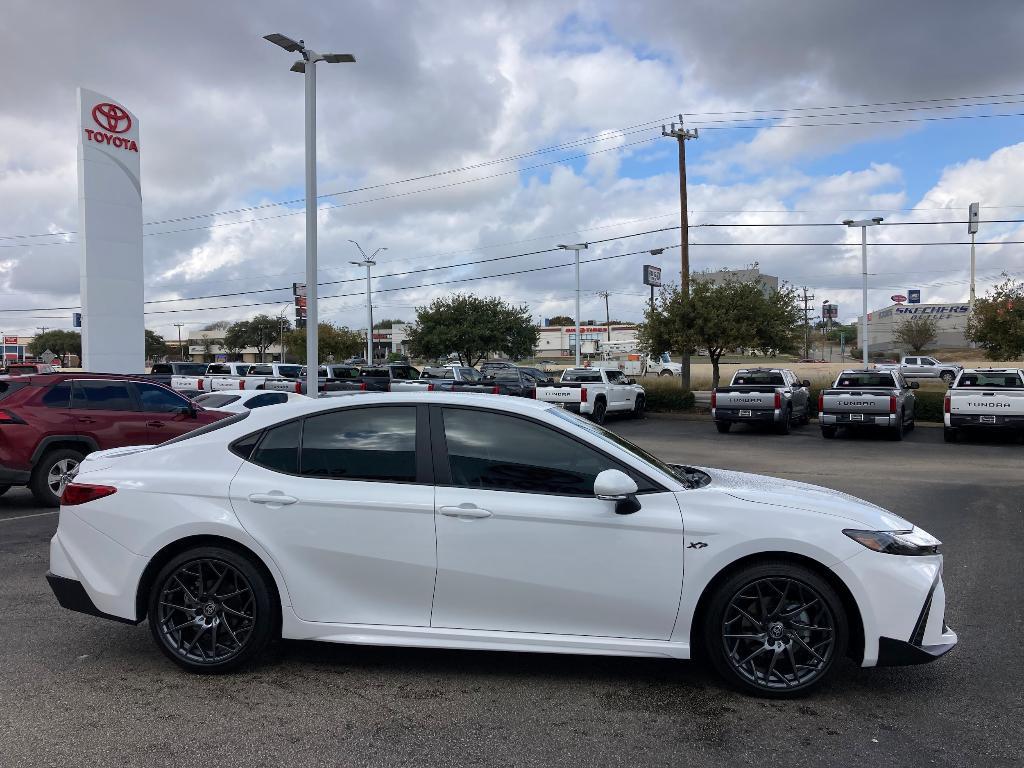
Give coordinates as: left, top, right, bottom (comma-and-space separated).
420, 365, 485, 385
326, 364, 425, 393
819, 369, 918, 441
711, 368, 811, 435
536, 367, 645, 424
944, 368, 1024, 442
148, 362, 210, 388
875, 355, 963, 385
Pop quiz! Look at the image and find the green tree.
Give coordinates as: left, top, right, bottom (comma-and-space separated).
281, 323, 364, 364
966, 276, 1024, 359
372, 318, 403, 330
545, 315, 574, 326
28, 330, 81, 359
640, 279, 801, 388
405, 294, 539, 366
223, 315, 291, 362
893, 314, 939, 353
144, 329, 168, 359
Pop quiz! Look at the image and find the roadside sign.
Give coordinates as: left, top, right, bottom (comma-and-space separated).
908, 289, 921, 304
73, 312, 82, 328
891, 294, 907, 304
3, 335, 17, 345
40, 350, 56, 364
642, 265, 662, 287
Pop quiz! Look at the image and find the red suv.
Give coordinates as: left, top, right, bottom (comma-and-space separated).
0, 373, 228, 506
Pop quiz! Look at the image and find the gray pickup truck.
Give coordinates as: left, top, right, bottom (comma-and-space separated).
819, 369, 918, 440
711, 368, 811, 435
875, 355, 963, 385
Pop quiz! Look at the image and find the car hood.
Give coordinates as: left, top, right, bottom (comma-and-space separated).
697, 467, 913, 529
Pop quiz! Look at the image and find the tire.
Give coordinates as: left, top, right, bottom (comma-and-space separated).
29, 448, 84, 507
0, 485, 10, 497
631, 395, 646, 419
820, 426, 837, 439
889, 411, 905, 441
715, 421, 732, 434
590, 399, 607, 425
148, 546, 276, 674
940, 371, 955, 385
775, 407, 792, 435
702, 560, 848, 698
943, 427, 958, 443
659, 370, 672, 377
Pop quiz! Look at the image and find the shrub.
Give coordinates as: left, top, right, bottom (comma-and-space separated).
643, 379, 696, 412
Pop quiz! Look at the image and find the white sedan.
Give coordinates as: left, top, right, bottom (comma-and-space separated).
192, 390, 306, 413
47, 392, 956, 696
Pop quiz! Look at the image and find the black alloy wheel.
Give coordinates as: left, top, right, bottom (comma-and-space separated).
591, 399, 607, 425
631, 395, 646, 419
149, 547, 274, 672
705, 563, 847, 697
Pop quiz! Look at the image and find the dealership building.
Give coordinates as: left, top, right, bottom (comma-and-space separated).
861, 302, 972, 353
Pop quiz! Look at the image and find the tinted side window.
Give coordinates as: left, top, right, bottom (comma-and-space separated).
41, 382, 70, 408
442, 408, 617, 496
249, 365, 273, 376
71, 380, 135, 411
151, 364, 172, 374
134, 382, 190, 413
250, 420, 300, 474
300, 406, 417, 482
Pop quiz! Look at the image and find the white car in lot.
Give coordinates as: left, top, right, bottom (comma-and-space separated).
47, 392, 955, 696
192, 390, 307, 413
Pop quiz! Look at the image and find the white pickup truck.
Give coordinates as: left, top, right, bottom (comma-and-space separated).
944, 368, 1024, 442
536, 367, 645, 424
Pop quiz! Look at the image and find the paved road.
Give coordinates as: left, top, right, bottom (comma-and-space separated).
1, 417, 1021, 767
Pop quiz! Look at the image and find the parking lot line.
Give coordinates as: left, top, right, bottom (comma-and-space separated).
0, 510, 58, 523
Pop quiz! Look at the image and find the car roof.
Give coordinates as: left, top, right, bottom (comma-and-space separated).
14, 371, 165, 386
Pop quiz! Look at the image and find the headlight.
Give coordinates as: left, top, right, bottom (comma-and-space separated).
843, 527, 941, 556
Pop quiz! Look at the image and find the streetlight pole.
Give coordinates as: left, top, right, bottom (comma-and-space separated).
264, 34, 355, 397
558, 243, 588, 367
349, 241, 386, 364
843, 217, 883, 368
173, 323, 185, 361
968, 202, 980, 312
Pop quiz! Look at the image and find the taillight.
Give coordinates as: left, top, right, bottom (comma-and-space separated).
197, 379, 205, 391
944, 394, 951, 414
528, 387, 536, 399
426, 383, 435, 392
711, 391, 717, 408
359, 382, 367, 391
491, 385, 500, 394
294, 382, 303, 393
0, 409, 25, 424
580, 387, 588, 403
239, 380, 246, 390
774, 392, 781, 409
889, 395, 897, 414
818, 393, 824, 411
61, 483, 117, 506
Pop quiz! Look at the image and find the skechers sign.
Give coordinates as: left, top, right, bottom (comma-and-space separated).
894, 304, 969, 316
83, 102, 139, 152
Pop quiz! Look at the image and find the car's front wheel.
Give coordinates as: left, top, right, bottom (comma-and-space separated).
703, 561, 848, 697
631, 395, 645, 419
148, 546, 276, 673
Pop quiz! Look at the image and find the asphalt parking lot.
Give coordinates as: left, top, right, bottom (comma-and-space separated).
1, 416, 1021, 767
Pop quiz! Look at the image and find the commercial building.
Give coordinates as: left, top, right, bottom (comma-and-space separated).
535, 324, 639, 359
860, 302, 972, 353
692, 267, 780, 296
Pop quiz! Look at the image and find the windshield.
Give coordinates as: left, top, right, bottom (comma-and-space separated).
834, 373, 895, 388
548, 407, 688, 485
957, 371, 1024, 388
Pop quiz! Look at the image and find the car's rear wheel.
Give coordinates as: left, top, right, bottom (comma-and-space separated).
943, 427, 958, 443
889, 412, 905, 441
715, 421, 731, 433
148, 546, 275, 673
30, 448, 84, 507
940, 371, 955, 385
590, 399, 607, 425
775, 407, 792, 435
703, 561, 848, 697
820, 426, 837, 439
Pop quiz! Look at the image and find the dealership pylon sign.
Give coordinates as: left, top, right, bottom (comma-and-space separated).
77, 87, 144, 373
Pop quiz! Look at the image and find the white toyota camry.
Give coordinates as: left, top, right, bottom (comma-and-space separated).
47, 392, 956, 696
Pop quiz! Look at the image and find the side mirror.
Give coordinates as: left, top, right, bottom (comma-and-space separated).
909, 381, 920, 389
802, 380, 811, 388
175, 404, 198, 418
594, 469, 641, 515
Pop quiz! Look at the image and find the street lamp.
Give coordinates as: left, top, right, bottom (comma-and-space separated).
349, 240, 386, 364
842, 217, 883, 368
264, 33, 355, 397
558, 243, 588, 367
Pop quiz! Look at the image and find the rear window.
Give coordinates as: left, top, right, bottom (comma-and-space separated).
176, 364, 209, 376
388, 366, 419, 380
957, 372, 1024, 388
835, 374, 896, 388
734, 372, 785, 385
0, 381, 29, 401
562, 371, 603, 383
277, 365, 302, 379
360, 368, 390, 378
194, 393, 242, 408
206, 364, 232, 375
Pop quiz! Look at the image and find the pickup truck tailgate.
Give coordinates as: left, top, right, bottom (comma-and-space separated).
822, 391, 894, 414
714, 390, 777, 409
949, 389, 1024, 420
536, 386, 585, 404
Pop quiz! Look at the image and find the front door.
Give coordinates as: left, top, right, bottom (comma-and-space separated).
70, 378, 156, 447
229, 404, 436, 626
430, 406, 684, 640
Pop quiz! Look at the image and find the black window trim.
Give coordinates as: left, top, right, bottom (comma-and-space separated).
230, 403, 434, 486
428, 404, 667, 497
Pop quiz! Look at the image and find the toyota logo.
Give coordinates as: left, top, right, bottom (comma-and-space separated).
92, 102, 132, 134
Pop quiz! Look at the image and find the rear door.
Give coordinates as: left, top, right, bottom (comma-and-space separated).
70, 379, 153, 447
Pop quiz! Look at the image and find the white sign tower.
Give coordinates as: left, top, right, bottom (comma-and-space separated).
77, 88, 144, 372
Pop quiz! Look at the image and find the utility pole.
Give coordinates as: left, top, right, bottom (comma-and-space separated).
800, 288, 815, 360
968, 202, 980, 311
663, 115, 698, 390
173, 323, 184, 361
598, 291, 611, 341
279, 315, 287, 363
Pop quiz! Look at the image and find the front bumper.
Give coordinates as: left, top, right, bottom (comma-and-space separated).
820, 412, 897, 427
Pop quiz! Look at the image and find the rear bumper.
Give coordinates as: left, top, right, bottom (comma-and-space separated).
712, 407, 780, 423
820, 412, 897, 427
948, 414, 1024, 428
45, 572, 139, 625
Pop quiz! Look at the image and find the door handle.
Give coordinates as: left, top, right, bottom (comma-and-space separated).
248, 492, 298, 506
439, 505, 492, 519
76, 417, 95, 424
147, 421, 165, 427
